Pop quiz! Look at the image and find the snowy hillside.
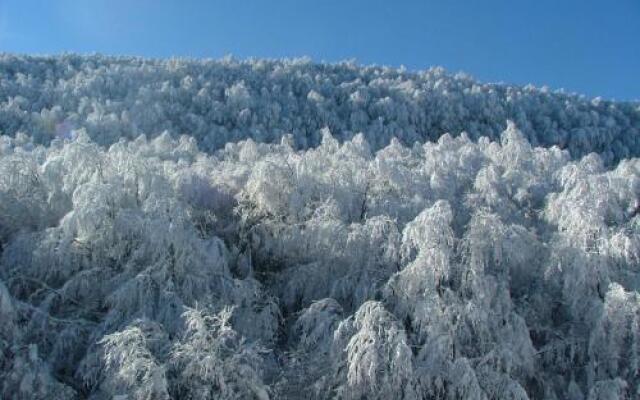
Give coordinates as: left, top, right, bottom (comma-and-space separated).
0, 54, 639, 162
1, 55, 640, 399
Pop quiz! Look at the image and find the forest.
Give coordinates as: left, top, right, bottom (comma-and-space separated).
1, 54, 639, 399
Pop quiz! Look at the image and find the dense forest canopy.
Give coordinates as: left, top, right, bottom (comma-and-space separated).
1, 55, 639, 399
0, 54, 638, 162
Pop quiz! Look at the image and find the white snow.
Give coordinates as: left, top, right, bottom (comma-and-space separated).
0, 54, 639, 399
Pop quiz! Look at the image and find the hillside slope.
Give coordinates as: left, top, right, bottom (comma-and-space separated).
0, 55, 639, 399
0, 54, 638, 162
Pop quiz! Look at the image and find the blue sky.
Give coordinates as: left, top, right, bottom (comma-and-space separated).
0, 0, 638, 100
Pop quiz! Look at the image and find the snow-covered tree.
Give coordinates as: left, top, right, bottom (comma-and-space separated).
170, 307, 269, 400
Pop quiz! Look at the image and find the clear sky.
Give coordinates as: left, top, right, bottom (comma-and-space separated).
0, 0, 638, 100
